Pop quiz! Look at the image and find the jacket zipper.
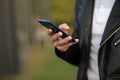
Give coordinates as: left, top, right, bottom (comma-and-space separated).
98, 26, 120, 80
100, 26, 120, 47
114, 39, 120, 46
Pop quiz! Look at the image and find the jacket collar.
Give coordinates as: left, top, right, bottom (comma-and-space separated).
101, 0, 120, 45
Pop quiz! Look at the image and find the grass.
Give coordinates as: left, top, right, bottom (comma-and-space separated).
0, 42, 78, 80
25, 42, 78, 80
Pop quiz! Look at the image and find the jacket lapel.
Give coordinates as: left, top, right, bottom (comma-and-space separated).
77, 0, 94, 45
101, 0, 120, 45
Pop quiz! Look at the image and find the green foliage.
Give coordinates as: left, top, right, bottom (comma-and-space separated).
51, 0, 75, 25
32, 0, 75, 26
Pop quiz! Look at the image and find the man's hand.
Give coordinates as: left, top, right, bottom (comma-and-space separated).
48, 23, 79, 52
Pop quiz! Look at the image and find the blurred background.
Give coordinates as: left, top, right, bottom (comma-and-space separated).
0, 0, 77, 80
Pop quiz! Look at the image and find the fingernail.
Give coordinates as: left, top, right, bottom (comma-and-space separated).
66, 26, 69, 29
69, 36, 72, 39
75, 39, 79, 42
59, 32, 62, 36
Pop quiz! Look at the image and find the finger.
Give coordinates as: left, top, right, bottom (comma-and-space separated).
59, 23, 70, 33
59, 23, 70, 30
56, 39, 79, 52
48, 28, 53, 36
54, 36, 79, 47
50, 32, 62, 43
66, 39, 79, 47
54, 36, 72, 46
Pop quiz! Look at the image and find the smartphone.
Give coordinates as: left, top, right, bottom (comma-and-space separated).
38, 19, 75, 42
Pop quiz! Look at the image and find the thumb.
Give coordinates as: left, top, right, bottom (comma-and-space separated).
59, 23, 70, 34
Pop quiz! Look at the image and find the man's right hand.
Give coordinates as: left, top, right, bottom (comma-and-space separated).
48, 23, 79, 52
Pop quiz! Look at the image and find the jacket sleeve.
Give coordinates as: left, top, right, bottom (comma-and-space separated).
55, 43, 81, 66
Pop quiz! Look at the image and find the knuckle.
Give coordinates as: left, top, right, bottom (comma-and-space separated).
57, 46, 63, 51
53, 43, 57, 47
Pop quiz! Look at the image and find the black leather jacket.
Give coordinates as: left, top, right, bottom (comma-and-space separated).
55, 0, 120, 80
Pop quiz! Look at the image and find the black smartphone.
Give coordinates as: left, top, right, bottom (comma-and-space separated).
38, 19, 75, 42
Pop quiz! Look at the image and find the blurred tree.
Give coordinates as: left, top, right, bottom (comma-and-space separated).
0, 0, 33, 76
0, 0, 19, 75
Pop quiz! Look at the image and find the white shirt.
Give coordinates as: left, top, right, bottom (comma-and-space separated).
87, 0, 115, 80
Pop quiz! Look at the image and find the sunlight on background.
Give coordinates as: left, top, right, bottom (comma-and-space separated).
0, 0, 77, 80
